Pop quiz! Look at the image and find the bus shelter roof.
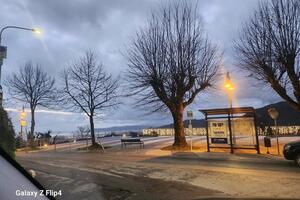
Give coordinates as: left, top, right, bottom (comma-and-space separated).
199, 107, 255, 116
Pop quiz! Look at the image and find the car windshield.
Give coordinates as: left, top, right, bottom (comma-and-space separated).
1, 0, 300, 199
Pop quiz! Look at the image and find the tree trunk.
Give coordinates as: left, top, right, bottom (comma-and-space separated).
172, 104, 187, 147
30, 107, 35, 148
89, 115, 96, 145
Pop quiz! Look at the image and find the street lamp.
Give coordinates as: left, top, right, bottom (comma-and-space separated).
224, 71, 235, 109
0, 26, 41, 107
187, 110, 193, 151
20, 106, 26, 128
268, 107, 280, 156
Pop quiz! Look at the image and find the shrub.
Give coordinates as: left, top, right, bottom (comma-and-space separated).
0, 107, 16, 158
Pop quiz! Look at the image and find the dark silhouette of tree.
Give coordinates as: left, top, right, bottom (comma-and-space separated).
61, 51, 119, 146
236, 0, 300, 111
126, 2, 220, 147
37, 130, 52, 139
6, 62, 55, 147
0, 107, 15, 158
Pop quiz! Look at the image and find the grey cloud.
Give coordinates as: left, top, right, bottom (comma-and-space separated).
0, 0, 280, 132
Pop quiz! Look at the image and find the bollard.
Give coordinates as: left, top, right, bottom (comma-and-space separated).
264, 136, 271, 154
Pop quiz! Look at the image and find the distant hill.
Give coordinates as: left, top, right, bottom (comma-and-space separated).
157, 101, 300, 128
94, 102, 300, 132
255, 101, 300, 126
159, 119, 206, 128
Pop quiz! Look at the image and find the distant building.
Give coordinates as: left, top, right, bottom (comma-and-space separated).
269, 126, 300, 136
143, 118, 300, 136
143, 127, 206, 136
143, 118, 255, 136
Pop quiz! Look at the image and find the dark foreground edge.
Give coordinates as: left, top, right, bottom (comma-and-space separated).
0, 147, 55, 200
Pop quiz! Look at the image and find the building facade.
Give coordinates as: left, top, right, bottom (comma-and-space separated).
142, 127, 206, 136
143, 118, 300, 137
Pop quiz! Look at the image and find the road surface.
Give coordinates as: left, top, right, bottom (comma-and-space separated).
16, 136, 300, 200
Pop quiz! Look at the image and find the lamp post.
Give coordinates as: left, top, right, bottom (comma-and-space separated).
268, 107, 280, 156
187, 110, 193, 151
224, 72, 235, 145
0, 26, 41, 107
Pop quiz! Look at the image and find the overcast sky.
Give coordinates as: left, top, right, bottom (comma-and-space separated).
0, 0, 282, 133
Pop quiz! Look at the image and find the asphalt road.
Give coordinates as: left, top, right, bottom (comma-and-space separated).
18, 158, 224, 200
16, 136, 300, 200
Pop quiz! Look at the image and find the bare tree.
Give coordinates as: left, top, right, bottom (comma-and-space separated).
61, 51, 119, 146
76, 125, 90, 139
126, 2, 220, 147
6, 62, 56, 146
235, 0, 300, 111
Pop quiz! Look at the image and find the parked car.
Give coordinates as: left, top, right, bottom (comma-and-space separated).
283, 140, 300, 167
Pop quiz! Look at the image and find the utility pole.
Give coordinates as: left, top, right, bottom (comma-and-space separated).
0, 46, 7, 107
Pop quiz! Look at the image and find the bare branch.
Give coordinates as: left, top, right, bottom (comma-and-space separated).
125, 1, 221, 147
235, 0, 300, 111
126, 2, 220, 112
5, 62, 56, 144
59, 51, 119, 145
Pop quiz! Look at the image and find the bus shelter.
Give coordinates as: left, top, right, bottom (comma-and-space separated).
199, 107, 260, 154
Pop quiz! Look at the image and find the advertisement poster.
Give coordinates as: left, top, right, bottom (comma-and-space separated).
209, 121, 228, 144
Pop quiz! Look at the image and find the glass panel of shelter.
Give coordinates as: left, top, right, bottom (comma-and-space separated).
200, 107, 260, 154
